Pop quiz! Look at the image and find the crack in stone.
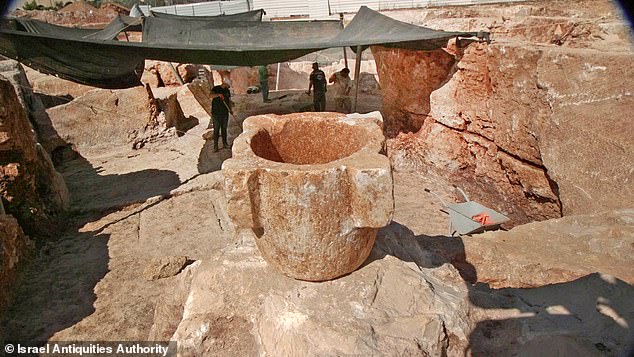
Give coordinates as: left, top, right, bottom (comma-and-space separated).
210, 198, 224, 232
136, 212, 141, 241
369, 270, 384, 308
432, 118, 544, 169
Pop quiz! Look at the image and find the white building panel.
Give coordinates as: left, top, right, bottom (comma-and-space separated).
148, 0, 526, 19
308, 0, 332, 19
150, 0, 250, 17
252, 0, 309, 18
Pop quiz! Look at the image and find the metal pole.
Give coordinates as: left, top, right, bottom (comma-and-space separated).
340, 13, 348, 68
168, 62, 185, 85
275, 63, 281, 91
352, 45, 362, 113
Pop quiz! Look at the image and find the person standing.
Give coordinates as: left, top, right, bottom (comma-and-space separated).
258, 65, 272, 103
211, 82, 233, 152
328, 67, 352, 113
306, 62, 327, 111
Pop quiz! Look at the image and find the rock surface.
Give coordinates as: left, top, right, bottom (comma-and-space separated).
0, 70, 68, 237
3, 2, 633, 356
25, 67, 94, 103
0, 214, 32, 312
130, 86, 199, 150
45, 85, 151, 151
535, 49, 634, 216
44, 84, 196, 152
153, 208, 634, 356
223, 112, 394, 281
421, 209, 634, 289
374, 1, 633, 223
12, 1, 120, 27
143, 61, 210, 88
154, 231, 473, 356
143, 256, 189, 281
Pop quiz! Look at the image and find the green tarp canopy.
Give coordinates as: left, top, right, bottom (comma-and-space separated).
3, 15, 142, 40
0, 6, 479, 89
149, 8, 265, 22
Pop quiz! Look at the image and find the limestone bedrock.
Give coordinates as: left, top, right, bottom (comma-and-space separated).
223, 112, 394, 281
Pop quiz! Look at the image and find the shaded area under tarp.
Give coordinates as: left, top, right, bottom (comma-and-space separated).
0, 30, 145, 88
149, 8, 265, 21
0, 6, 481, 89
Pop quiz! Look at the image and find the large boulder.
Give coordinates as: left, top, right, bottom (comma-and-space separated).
423, 209, 634, 289
45, 84, 196, 152
372, 0, 633, 224
373, 47, 455, 137
0, 67, 68, 238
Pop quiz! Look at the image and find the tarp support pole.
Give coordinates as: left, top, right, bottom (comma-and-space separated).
275, 63, 281, 91
168, 62, 185, 85
340, 13, 348, 68
352, 45, 362, 113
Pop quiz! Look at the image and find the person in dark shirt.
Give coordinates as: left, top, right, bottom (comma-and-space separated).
306, 62, 327, 112
211, 82, 233, 152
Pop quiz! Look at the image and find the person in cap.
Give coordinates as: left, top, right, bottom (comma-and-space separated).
306, 62, 327, 111
329, 67, 352, 113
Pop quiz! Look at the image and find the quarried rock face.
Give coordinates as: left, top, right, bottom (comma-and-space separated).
0, 75, 68, 237
372, 0, 633, 222
44, 84, 195, 151
223, 112, 394, 281
143, 61, 210, 87
375, 44, 561, 225
534, 49, 634, 216
373, 47, 455, 137
130, 85, 198, 149
217, 67, 258, 95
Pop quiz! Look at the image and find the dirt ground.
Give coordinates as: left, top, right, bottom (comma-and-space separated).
0, 84, 458, 343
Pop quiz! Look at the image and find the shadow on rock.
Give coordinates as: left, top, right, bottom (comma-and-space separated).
466, 274, 634, 356
196, 139, 232, 174
371, 221, 634, 356
59, 154, 181, 213
0, 228, 110, 343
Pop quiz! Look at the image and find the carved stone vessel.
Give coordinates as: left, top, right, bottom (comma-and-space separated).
223, 112, 394, 281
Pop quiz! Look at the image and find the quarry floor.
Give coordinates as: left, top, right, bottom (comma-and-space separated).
0, 88, 455, 341
1, 85, 632, 356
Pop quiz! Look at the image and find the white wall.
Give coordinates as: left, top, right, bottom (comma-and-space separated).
149, 0, 250, 16
254, 0, 526, 19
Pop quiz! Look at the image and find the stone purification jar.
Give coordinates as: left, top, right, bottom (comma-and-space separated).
223, 112, 394, 281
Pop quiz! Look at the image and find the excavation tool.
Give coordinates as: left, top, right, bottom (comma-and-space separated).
425, 187, 510, 236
